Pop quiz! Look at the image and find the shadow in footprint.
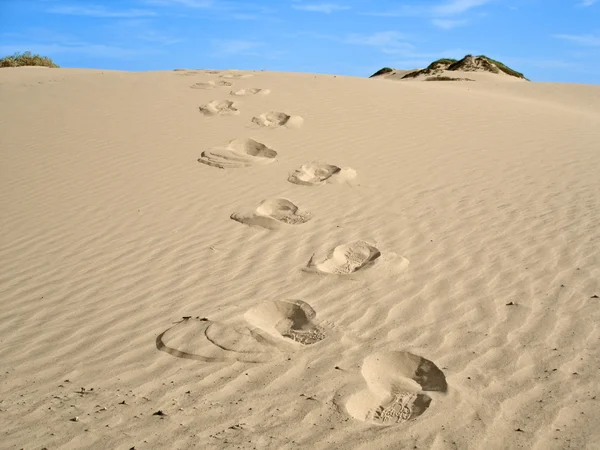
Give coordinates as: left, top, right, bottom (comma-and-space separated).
345, 351, 447, 425
231, 198, 312, 230
199, 100, 239, 116
245, 300, 325, 345
156, 317, 275, 363
198, 138, 277, 169
305, 240, 409, 278
251, 111, 303, 128
288, 162, 356, 186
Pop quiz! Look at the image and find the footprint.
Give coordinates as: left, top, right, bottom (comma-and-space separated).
251, 111, 304, 128
191, 80, 233, 89
230, 88, 270, 96
199, 100, 240, 116
305, 240, 409, 277
230, 198, 312, 230
220, 72, 253, 79
198, 138, 277, 169
156, 317, 275, 363
245, 300, 325, 345
345, 351, 447, 425
288, 162, 356, 186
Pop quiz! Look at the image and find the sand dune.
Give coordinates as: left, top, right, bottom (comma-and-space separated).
1, 66, 599, 450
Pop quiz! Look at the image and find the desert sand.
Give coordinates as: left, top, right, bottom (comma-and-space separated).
1, 66, 599, 449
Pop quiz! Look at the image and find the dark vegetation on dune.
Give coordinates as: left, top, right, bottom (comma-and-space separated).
369, 67, 394, 78
474, 56, 527, 79
425, 76, 475, 81
0, 51, 59, 68
372, 55, 528, 81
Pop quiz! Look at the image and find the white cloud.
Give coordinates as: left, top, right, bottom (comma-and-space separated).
0, 43, 160, 58
210, 39, 264, 55
506, 58, 576, 69
433, 0, 492, 16
292, 3, 350, 13
48, 5, 157, 18
143, 0, 214, 7
367, 0, 492, 18
344, 32, 415, 54
555, 33, 600, 46
106, 20, 183, 45
579, 0, 597, 6
142, 0, 276, 20
432, 18, 469, 29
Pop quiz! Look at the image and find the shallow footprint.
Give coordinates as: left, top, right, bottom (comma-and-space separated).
288, 161, 356, 186
346, 351, 447, 425
346, 389, 433, 425
198, 138, 277, 169
231, 198, 312, 230
305, 240, 409, 277
220, 72, 253, 79
230, 88, 270, 96
191, 80, 233, 89
245, 300, 325, 345
156, 317, 275, 363
251, 111, 303, 128
199, 100, 239, 116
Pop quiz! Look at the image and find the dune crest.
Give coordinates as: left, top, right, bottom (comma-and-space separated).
1, 66, 598, 450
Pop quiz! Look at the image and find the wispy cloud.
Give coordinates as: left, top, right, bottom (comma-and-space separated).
366, 0, 491, 29
210, 39, 264, 55
432, 0, 492, 16
343, 31, 415, 54
105, 20, 183, 45
143, 0, 276, 20
0, 42, 159, 58
292, 3, 350, 13
555, 33, 600, 46
505, 57, 577, 69
143, 0, 215, 7
368, 0, 491, 17
48, 5, 157, 18
431, 18, 469, 29
578, 0, 597, 6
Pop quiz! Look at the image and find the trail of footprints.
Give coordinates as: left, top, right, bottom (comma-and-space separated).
159, 69, 446, 426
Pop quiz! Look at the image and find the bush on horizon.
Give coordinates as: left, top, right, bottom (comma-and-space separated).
369, 67, 393, 78
0, 51, 59, 68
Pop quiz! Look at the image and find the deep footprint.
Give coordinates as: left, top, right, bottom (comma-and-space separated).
346, 351, 447, 425
231, 198, 312, 230
199, 100, 239, 116
306, 240, 410, 277
307, 240, 381, 275
156, 317, 274, 363
288, 162, 356, 186
245, 300, 325, 345
252, 111, 303, 128
198, 138, 277, 169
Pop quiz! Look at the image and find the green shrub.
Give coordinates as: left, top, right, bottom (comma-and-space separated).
369, 67, 393, 78
0, 51, 59, 68
425, 58, 458, 71
480, 55, 527, 79
426, 76, 462, 81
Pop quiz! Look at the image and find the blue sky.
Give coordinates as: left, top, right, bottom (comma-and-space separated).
1, 0, 599, 83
